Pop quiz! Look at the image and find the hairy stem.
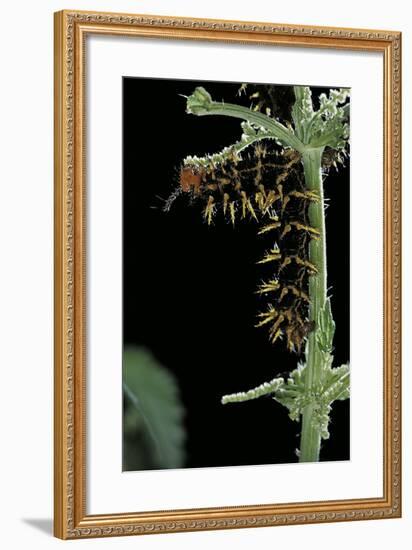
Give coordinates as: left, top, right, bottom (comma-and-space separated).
299, 148, 327, 462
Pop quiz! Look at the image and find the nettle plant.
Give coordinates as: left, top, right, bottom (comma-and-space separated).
167, 84, 350, 462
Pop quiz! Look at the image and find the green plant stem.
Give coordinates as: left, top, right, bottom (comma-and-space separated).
299, 148, 327, 462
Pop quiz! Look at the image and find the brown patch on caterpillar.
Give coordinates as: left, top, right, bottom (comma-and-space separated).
179, 167, 203, 193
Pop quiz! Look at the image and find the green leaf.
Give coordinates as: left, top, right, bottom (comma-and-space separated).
123, 347, 186, 470
316, 298, 336, 354
185, 87, 306, 152
221, 377, 284, 404
291, 86, 314, 143
322, 364, 350, 403
273, 361, 350, 439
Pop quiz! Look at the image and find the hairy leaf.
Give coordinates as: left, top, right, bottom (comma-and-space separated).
123, 347, 186, 470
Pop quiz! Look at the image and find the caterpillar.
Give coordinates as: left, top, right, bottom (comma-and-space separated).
167, 137, 318, 354
175, 145, 302, 224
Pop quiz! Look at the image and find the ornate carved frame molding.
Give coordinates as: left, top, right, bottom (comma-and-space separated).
54, 10, 401, 539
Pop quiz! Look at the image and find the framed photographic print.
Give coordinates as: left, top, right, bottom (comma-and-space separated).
54, 9, 402, 539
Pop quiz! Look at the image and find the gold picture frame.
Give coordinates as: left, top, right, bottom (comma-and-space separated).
54, 9, 401, 539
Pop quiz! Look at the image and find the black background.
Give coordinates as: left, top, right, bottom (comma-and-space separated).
123, 77, 350, 468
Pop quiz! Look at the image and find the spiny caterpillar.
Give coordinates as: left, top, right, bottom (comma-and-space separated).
167, 139, 320, 354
